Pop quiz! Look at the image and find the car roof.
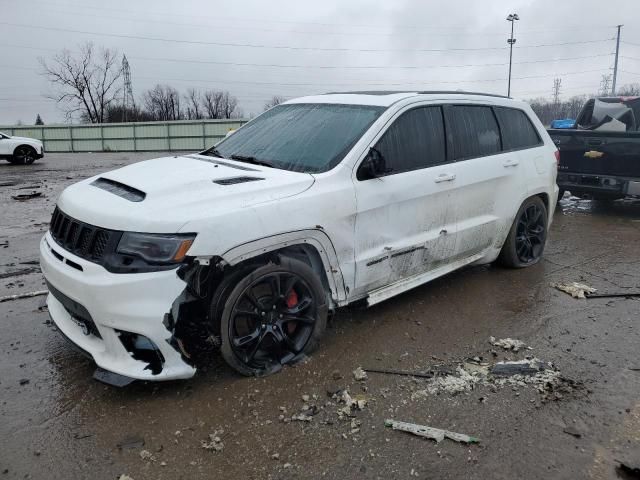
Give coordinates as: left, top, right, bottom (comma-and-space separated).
285, 91, 512, 107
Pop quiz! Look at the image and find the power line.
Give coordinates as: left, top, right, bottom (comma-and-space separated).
23, 0, 622, 33
0, 42, 613, 70
0, 22, 615, 54
22, 4, 624, 39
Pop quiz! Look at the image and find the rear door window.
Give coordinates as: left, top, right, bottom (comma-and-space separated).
445, 105, 501, 160
494, 107, 542, 150
373, 106, 446, 175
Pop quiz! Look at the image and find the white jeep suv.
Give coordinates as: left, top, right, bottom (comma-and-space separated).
0, 132, 44, 164
40, 91, 558, 384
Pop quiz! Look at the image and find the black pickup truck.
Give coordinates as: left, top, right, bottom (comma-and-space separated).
548, 96, 640, 201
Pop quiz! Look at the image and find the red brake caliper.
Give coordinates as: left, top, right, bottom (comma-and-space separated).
285, 289, 298, 334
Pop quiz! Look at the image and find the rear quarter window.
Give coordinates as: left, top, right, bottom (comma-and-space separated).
494, 107, 542, 150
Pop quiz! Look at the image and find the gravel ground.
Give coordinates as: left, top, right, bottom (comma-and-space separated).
1, 153, 640, 480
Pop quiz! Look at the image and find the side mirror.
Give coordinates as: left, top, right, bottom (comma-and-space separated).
357, 147, 389, 181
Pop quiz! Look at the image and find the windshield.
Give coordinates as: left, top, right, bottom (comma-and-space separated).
209, 103, 385, 173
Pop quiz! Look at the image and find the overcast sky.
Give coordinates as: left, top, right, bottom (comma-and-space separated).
1, 0, 639, 125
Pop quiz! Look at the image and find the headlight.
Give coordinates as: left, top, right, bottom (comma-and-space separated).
117, 232, 195, 264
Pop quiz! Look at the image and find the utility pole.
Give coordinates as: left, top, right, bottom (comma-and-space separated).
611, 24, 623, 96
506, 13, 520, 97
552, 78, 562, 118
122, 55, 135, 122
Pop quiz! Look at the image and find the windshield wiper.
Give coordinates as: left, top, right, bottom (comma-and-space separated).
230, 154, 274, 168
202, 147, 226, 158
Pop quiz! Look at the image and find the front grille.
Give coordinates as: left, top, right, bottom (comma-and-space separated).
49, 208, 120, 263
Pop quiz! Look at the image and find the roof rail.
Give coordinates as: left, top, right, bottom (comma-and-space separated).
322, 90, 511, 99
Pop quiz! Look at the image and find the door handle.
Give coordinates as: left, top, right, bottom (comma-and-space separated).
587, 139, 604, 146
434, 173, 456, 183
503, 159, 519, 167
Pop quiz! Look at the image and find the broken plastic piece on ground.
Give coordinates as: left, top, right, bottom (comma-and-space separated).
584, 292, 640, 299
362, 367, 434, 379
0, 290, 48, 303
385, 419, 479, 444
11, 191, 42, 201
489, 336, 528, 352
551, 282, 597, 299
353, 366, 368, 381
491, 359, 546, 376
93, 367, 135, 387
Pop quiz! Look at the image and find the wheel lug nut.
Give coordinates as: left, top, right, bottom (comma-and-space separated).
261, 312, 265, 316
279, 314, 283, 318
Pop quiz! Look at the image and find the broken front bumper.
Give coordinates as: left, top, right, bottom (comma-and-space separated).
39, 233, 196, 381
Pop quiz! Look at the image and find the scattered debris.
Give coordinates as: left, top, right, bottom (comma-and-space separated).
585, 292, 640, 299
562, 427, 582, 438
551, 282, 597, 299
385, 419, 479, 444
0, 181, 18, 187
353, 367, 368, 381
363, 367, 434, 379
201, 430, 224, 452
301, 394, 310, 402
11, 192, 42, 201
19, 378, 30, 386
491, 359, 546, 376
0, 290, 48, 303
139, 450, 155, 462
412, 366, 484, 397
0, 267, 39, 280
118, 476, 134, 480
489, 336, 528, 352
271, 453, 280, 460
333, 389, 367, 419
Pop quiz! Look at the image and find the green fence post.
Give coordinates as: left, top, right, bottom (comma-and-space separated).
133, 123, 137, 152
69, 126, 75, 153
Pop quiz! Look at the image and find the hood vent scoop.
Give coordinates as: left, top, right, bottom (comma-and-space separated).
91, 178, 146, 202
213, 176, 264, 186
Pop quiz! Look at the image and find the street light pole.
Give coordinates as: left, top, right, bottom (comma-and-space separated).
506, 13, 519, 97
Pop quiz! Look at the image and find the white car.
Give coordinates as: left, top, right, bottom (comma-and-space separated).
0, 131, 44, 164
40, 91, 558, 385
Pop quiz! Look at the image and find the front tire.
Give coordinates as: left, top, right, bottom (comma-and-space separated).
10, 146, 37, 165
498, 196, 548, 268
218, 257, 327, 376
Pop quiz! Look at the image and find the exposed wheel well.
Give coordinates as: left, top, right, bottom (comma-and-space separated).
535, 192, 550, 212
230, 243, 333, 301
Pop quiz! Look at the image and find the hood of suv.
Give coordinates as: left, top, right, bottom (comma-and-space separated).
57, 154, 315, 232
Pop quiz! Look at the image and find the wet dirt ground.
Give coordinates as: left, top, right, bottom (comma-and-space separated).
1, 153, 639, 480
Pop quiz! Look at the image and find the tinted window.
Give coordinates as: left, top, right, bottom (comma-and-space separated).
373, 106, 446, 175
494, 107, 542, 149
212, 103, 385, 173
446, 106, 501, 160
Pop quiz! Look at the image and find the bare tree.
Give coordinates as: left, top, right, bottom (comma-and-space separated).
39, 42, 123, 123
184, 88, 204, 120
264, 95, 286, 111
142, 84, 182, 121
618, 83, 640, 96
201, 90, 239, 119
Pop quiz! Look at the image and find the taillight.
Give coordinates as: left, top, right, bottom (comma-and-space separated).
554, 150, 560, 166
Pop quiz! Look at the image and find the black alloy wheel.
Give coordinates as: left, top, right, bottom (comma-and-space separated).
219, 257, 327, 376
515, 202, 546, 264
12, 146, 36, 165
498, 196, 548, 268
